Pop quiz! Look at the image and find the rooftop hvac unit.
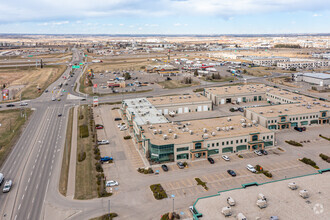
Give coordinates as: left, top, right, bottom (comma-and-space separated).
230, 126, 233, 130
203, 134, 209, 139
240, 119, 246, 123
302, 104, 306, 107
153, 130, 158, 134
221, 206, 232, 217
211, 132, 216, 136
260, 111, 264, 114
163, 135, 167, 140
158, 129, 162, 134
227, 117, 231, 122
168, 129, 172, 133
269, 110, 273, 113
172, 121, 175, 125
146, 120, 150, 124
285, 109, 288, 111
256, 199, 267, 209
247, 123, 252, 127
183, 96, 187, 99
216, 127, 220, 131
226, 127, 230, 131
189, 130, 193, 135
174, 134, 177, 139
258, 193, 266, 201
278, 111, 282, 113
222, 127, 226, 131
203, 128, 207, 133
179, 97, 182, 99
252, 120, 257, 124
288, 182, 298, 190
149, 125, 153, 129
307, 106, 311, 109
299, 190, 309, 199
296, 104, 300, 107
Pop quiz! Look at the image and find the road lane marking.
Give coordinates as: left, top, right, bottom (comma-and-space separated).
28, 177, 30, 183
18, 204, 21, 210
32, 197, 35, 203
36, 183, 39, 189
21, 194, 24, 200
25, 186, 27, 191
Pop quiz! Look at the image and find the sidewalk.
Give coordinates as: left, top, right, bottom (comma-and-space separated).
66, 106, 78, 199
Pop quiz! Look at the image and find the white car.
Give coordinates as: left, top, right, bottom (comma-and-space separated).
3, 180, 12, 193
246, 164, 256, 173
98, 140, 109, 145
19, 102, 28, 106
106, 180, 118, 187
222, 155, 230, 161
254, 150, 262, 156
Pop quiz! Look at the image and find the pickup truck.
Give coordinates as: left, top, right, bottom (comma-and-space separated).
100, 156, 113, 162
98, 140, 109, 145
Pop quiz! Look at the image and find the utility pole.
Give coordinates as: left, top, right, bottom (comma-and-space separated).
108, 200, 110, 218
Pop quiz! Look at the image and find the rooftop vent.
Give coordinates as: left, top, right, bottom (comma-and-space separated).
242, 123, 247, 128
163, 135, 167, 140
153, 130, 157, 134
247, 123, 252, 127
203, 128, 207, 133
174, 134, 177, 139
229, 126, 234, 130
158, 129, 162, 134
285, 109, 288, 111
203, 134, 209, 139
260, 111, 263, 114
189, 130, 193, 135
211, 132, 216, 136
227, 117, 231, 122
240, 119, 246, 123
216, 127, 220, 131
168, 129, 172, 133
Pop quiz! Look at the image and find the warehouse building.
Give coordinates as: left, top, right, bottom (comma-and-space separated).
292, 72, 330, 87
139, 115, 275, 163
277, 60, 330, 70
252, 57, 289, 67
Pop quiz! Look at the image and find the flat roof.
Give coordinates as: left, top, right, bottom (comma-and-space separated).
195, 172, 330, 220
302, 73, 330, 79
123, 98, 169, 126
147, 94, 211, 106
141, 115, 272, 145
205, 84, 268, 96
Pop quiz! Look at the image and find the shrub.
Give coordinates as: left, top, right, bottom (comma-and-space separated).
300, 157, 319, 169
148, 167, 154, 174
78, 151, 86, 162
95, 154, 101, 160
182, 162, 188, 167
98, 213, 118, 220
285, 140, 303, 147
95, 162, 104, 172
319, 134, 330, 141
79, 125, 89, 138
78, 114, 84, 120
150, 184, 167, 200
263, 171, 273, 178
255, 165, 263, 172
195, 178, 208, 190
161, 212, 180, 220
112, 107, 120, 110
238, 154, 243, 158
123, 135, 131, 140
278, 147, 284, 151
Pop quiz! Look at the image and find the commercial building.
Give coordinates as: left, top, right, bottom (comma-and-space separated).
277, 60, 330, 70
252, 57, 289, 67
139, 115, 275, 163
204, 84, 268, 105
292, 72, 330, 87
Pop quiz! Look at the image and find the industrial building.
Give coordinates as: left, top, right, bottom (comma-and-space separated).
292, 72, 330, 87
252, 57, 289, 67
140, 116, 275, 163
277, 60, 330, 70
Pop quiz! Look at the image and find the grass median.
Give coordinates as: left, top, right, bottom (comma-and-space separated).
0, 109, 32, 168
75, 105, 99, 199
59, 107, 74, 196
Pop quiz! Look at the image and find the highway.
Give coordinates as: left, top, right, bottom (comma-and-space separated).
0, 48, 329, 220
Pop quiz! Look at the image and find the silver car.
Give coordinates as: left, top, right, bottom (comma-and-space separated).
3, 180, 12, 193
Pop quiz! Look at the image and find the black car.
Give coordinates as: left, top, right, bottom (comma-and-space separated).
114, 118, 122, 121
260, 150, 268, 155
207, 157, 215, 164
58, 113, 62, 117
6, 104, 15, 107
161, 164, 168, 172
227, 170, 236, 177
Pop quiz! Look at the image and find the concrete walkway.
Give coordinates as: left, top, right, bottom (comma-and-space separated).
66, 106, 78, 199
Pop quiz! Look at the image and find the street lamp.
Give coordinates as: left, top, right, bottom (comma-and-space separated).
171, 194, 175, 213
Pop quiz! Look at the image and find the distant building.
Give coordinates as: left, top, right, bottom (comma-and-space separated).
252, 57, 289, 67
292, 72, 330, 87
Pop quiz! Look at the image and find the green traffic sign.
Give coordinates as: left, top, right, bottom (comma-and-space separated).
79, 63, 83, 65
28, 55, 33, 57
72, 65, 80, 69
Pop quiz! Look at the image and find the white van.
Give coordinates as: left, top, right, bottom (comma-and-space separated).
0, 173, 4, 185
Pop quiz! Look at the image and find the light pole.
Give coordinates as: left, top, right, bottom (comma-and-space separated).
171, 194, 175, 213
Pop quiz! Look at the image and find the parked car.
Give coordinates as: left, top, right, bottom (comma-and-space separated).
45, 89, 48, 93
106, 180, 118, 187
2, 180, 12, 193
294, 126, 306, 132
254, 150, 263, 156
57, 98, 61, 101
207, 157, 215, 164
58, 113, 62, 117
52, 97, 56, 101
19, 102, 28, 106
100, 156, 113, 162
246, 164, 256, 173
161, 164, 169, 172
6, 104, 15, 107
98, 140, 109, 145
177, 162, 185, 169
114, 117, 122, 121
222, 155, 230, 161
95, 124, 104, 129
260, 149, 268, 155
227, 170, 236, 177
0, 173, 4, 185
189, 206, 202, 217
238, 107, 244, 112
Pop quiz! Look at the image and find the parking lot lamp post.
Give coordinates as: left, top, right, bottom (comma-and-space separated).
171, 194, 175, 213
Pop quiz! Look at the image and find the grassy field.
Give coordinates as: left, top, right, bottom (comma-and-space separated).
0, 65, 66, 101
158, 80, 199, 89
59, 107, 74, 196
87, 59, 156, 72
75, 105, 98, 200
268, 77, 300, 88
203, 76, 235, 82
243, 66, 295, 77
0, 109, 32, 168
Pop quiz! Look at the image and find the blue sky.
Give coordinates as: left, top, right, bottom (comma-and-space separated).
0, 0, 329, 34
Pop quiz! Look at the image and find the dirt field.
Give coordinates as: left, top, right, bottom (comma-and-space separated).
87, 59, 157, 72
268, 77, 300, 88
0, 65, 66, 100
158, 80, 199, 89
243, 66, 294, 77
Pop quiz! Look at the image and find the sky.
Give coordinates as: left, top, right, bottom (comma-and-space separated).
0, 0, 329, 34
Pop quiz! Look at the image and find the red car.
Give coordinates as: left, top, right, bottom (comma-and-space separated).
95, 124, 104, 129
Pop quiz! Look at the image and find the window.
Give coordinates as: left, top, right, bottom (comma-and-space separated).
245, 139, 247, 142
231, 141, 233, 144
212, 143, 214, 147
281, 116, 286, 122
207, 144, 210, 148
222, 142, 224, 146
236, 140, 238, 144
271, 135, 273, 139
195, 143, 202, 149
177, 147, 189, 152
226, 141, 229, 145
240, 139, 243, 143
263, 136, 265, 140
252, 135, 258, 141
267, 136, 269, 139
216, 143, 219, 147
322, 112, 326, 117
